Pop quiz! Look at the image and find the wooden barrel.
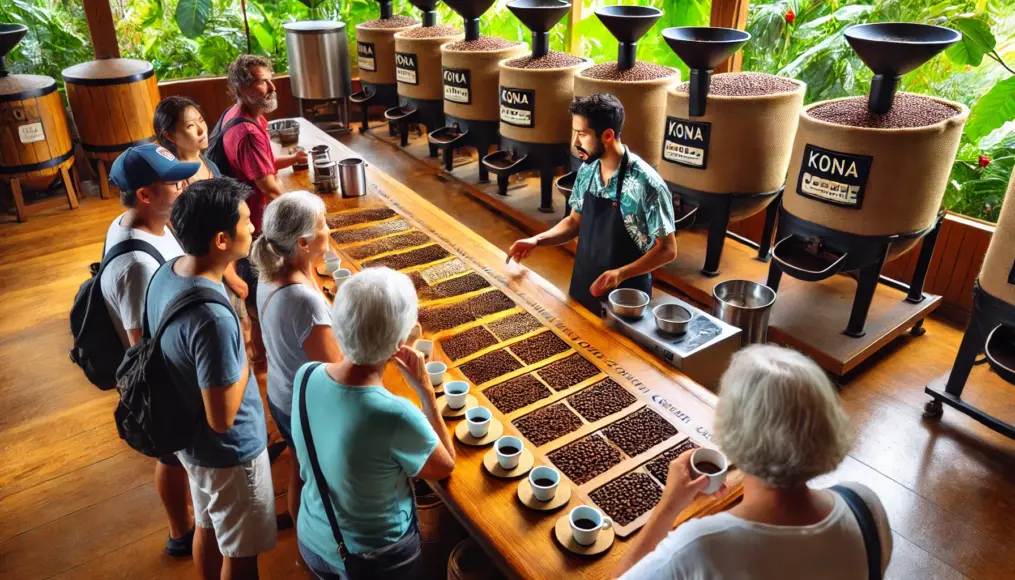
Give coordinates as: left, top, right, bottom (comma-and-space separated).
415, 480, 466, 580
62, 59, 160, 166
0, 74, 75, 191
441, 40, 527, 123
447, 537, 506, 580
498, 55, 591, 145
979, 169, 1015, 306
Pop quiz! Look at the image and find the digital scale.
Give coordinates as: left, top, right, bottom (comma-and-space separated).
604, 295, 741, 389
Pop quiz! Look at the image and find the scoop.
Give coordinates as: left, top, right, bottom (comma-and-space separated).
661, 26, 751, 117
407, 0, 441, 27
444, 0, 497, 41
0, 23, 29, 78
844, 23, 960, 115
595, 5, 662, 72
507, 0, 571, 59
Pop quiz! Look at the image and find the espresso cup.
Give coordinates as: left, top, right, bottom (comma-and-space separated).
528, 466, 560, 502
568, 506, 612, 546
494, 436, 523, 470
414, 339, 434, 360
444, 380, 469, 410
332, 268, 352, 292
691, 448, 729, 494
465, 406, 491, 438
425, 361, 447, 386
324, 255, 342, 275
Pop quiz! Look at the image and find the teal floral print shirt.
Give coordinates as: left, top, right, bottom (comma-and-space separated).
568, 147, 676, 253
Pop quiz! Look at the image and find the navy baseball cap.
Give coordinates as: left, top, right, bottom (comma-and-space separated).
108, 144, 200, 193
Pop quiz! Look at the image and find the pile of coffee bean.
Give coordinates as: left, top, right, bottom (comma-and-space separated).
439, 326, 498, 361
427, 272, 491, 299
547, 433, 623, 485
408, 271, 429, 292
485, 311, 543, 341
458, 348, 523, 385
566, 378, 636, 423
363, 244, 450, 270
602, 407, 678, 457
444, 36, 522, 52
505, 51, 585, 70
808, 93, 959, 129
465, 290, 516, 319
512, 402, 583, 446
331, 219, 410, 244
399, 24, 460, 39
675, 72, 800, 97
360, 16, 418, 29
580, 61, 676, 82
508, 331, 570, 365
345, 230, 431, 260
535, 354, 601, 391
419, 303, 475, 333
644, 438, 699, 485
420, 259, 469, 285
326, 208, 397, 229
482, 374, 552, 414
589, 472, 662, 526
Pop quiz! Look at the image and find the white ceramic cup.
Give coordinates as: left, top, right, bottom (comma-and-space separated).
690, 448, 729, 494
324, 255, 342, 274
332, 268, 352, 291
494, 436, 523, 470
444, 380, 470, 409
465, 406, 491, 438
568, 506, 612, 546
528, 466, 560, 502
414, 339, 434, 359
425, 361, 447, 387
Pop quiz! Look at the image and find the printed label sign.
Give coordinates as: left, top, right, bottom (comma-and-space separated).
395, 52, 418, 85
661, 117, 710, 169
357, 42, 376, 72
442, 67, 471, 105
18, 122, 45, 144
796, 144, 873, 208
500, 87, 535, 128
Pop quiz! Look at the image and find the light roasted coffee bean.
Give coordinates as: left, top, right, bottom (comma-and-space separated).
399, 24, 460, 38
360, 16, 418, 29
675, 72, 800, 97
580, 61, 676, 82
505, 51, 585, 70
444, 36, 522, 52
807, 93, 959, 129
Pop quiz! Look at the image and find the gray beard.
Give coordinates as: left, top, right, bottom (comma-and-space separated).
248, 92, 278, 114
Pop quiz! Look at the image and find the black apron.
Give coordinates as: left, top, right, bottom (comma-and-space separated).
569, 149, 652, 315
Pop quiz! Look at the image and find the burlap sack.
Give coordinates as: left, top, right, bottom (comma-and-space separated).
573, 69, 680, 167
783, 93, 968, 237
498, 56, 591, 145
356, 22, 420, 85
979, 169, 1015, 306
441, 41, 528, 122
394, 31, 463, 101
657, 73, 805, 196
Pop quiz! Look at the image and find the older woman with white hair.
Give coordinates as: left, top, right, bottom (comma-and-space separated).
615, 345, 892, 580
250, 190, 342, 526
291, 267, 456, 579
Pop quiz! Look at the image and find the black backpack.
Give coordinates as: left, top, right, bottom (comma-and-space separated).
70, 240, 165, 390
114, 283, 237, 458
206, 106, 259, 179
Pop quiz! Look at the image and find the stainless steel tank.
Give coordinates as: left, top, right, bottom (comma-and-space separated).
284, 21, 352, 100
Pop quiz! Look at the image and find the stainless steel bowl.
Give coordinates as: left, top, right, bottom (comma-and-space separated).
608, 288, 650, 319
653, 303, 692, 335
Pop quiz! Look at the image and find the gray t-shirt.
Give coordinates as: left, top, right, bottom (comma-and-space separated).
256, 281, 332, 412
146, 258, 267, 468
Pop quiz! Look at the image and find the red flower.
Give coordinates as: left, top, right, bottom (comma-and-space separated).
785, 9, 796, 24
978, 155, 991, 168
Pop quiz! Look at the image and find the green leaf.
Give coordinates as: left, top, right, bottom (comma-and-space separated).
251, 22, 275, 54
966, 77, 1015, 144
175, 0, 213, 38
945, 18, 994, 67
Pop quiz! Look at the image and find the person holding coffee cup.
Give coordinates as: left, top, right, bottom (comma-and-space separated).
291, 267, 456, 578
615, 345, 892, 580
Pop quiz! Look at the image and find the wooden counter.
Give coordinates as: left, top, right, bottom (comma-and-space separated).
277, 119, 742, 579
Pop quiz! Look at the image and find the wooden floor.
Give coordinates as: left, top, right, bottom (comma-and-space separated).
2, 131, 1015, 580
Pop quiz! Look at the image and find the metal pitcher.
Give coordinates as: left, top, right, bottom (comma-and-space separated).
711, 280, 777, 346
339, 157, 368, 198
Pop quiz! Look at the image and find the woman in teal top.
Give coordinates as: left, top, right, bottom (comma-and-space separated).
292, 267, 456, 578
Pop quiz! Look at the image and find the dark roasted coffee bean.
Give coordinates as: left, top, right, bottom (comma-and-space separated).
807, 93, 959, 129
419, 302, 475, 332
458, 349, 523, 385
362, 244, 451, 270
567, 378, 636, 422
360, 16, 418, 29
580, 61, 676, 82
674, 72, 800, 97
589, 471, 662, 526
465, 290, 515, 319
326, 208, 397, 229
535, 353, 601, 391
345, 230, 431, 260
602, 407, 679, 457
331, 219, 410, 244
483, 374, 552, 414
508, 331, 570, 365
548, 433, 623, 485
645, 438, 699, 485
512, 402, 583, 447
440, 326, 498, 361
428, 272, 491, 299
505, 51, 585, 70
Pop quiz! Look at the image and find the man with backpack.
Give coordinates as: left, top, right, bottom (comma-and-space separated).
145, 177, 274, 579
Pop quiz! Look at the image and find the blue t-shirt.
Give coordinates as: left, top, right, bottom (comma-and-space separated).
292, 363, 439, 570
146, 258, 267, 468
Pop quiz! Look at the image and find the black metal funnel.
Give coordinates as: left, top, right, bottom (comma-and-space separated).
376, 0, 393, 20
0, 24, 29, 78
408, 0, 442, 27
444, 0, 496, 41
508, 0, 571, 59
662, 26, 751, 117
596, 5, 662, 72
844, 23, 960, 115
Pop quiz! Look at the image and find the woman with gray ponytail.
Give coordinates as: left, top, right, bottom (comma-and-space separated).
251, 190, 342, 527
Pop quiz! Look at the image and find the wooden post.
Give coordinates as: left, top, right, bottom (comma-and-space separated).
82, 0, 121, 59
566, 0, 583, 55
710, 0, 750, 73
